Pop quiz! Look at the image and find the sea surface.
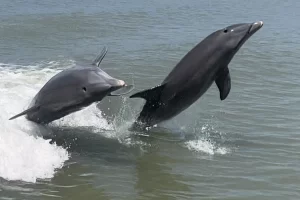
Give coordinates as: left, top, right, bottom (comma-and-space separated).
0, 0, 299, 199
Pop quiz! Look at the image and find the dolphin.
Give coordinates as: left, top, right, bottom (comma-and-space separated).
130, 21, 264, 130
9, 47, 134, 124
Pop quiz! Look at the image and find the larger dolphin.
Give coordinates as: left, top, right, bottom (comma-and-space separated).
130, 21, 264, 130
9, 47, 134, 124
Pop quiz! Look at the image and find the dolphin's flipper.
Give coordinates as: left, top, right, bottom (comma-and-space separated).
92, 46, 108, 67
215, 66, 231, 100
129, 84, 166, 101
109, 85, 135, 96
9, 106, 39, 120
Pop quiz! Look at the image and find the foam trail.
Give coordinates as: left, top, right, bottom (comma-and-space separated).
0, 63, 69, 183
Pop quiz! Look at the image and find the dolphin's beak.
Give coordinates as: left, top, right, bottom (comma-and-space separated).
109, 83, 134, 96
248, 21, 263, 35
118, 80, 126, 87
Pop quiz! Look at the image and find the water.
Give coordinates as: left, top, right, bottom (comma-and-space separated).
0, 0, 299, 199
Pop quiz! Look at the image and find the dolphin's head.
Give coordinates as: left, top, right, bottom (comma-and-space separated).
105, 78, 127, 93
218, 21, 263, 54
82, 68, 127, 101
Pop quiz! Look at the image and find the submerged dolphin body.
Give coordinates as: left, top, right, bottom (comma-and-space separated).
130, 21, 264, 130
9, 47, 134, 124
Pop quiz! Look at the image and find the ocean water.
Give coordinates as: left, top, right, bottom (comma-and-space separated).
0, 0, 300, 199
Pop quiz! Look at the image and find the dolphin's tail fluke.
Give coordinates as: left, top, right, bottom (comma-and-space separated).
129, 84, 166, 101
129, 84, 167, 130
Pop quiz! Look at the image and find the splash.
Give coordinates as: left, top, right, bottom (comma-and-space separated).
185, 139, 228, 155
52, 104, 113, 132
184, 124, 230, 155
0, 63, 70, 183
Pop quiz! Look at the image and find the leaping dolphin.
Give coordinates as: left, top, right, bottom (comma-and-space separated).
9, 47, 134, 124
130, 21, 264, 130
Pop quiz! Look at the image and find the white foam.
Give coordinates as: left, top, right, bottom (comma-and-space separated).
184, 124, 229, 155
0, 63, 69, 183
185, 139, 228, 155
52, 104, 113, 132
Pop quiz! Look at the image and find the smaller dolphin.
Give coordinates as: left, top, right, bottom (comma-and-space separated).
130, 21, 264, 130
9, 47, 134, 124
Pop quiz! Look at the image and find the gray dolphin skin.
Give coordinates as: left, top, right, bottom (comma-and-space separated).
130, 21, 264, 130
9, 47, 134, 124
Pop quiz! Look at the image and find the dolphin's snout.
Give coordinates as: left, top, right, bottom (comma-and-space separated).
109, 80, 134, 96
254, 21, 263, 26
118, 80, 126, 86
108, 78, 126, 87
248, 21, 264, 34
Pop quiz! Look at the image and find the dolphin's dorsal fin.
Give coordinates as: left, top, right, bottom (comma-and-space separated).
215, 66, 231, 100
129, 84, 166, 101
109, 85, 135, 96
9, 106, 40, 120
92, 46, 108, 67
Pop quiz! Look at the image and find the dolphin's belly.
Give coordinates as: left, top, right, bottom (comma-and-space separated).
26, 102, 92, 124
138, 74, 216, 128
157, 78, 214, 122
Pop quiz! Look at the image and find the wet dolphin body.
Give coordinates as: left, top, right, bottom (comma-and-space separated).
130, 21, 264, 130
9, 47, 134, 124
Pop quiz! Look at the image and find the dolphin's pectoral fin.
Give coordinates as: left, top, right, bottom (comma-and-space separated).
109, 85, 135, 96
215, 66, 231, 100
92, 46, 108, 67
9, 106, 40, 120
129, 84, 166, 101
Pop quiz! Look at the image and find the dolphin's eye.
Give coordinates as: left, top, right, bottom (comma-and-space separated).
82, 87, 87, 92
223, 28, 228, 33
